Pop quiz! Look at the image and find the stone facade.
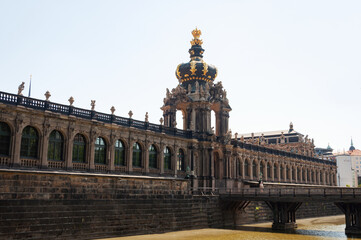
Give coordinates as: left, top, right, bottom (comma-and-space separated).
0, 29, 337, 190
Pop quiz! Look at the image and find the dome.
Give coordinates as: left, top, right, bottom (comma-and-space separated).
176, 28, 217, 87
349, 138, 355, 151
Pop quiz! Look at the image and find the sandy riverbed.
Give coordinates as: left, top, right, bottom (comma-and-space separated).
98, 215, 353, 240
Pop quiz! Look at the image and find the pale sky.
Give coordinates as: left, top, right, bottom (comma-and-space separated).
0, 0, 360, 153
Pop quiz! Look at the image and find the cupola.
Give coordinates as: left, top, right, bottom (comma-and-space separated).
175, 28, 218, 89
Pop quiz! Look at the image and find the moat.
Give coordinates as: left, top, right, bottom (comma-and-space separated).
104, 215, 360, 240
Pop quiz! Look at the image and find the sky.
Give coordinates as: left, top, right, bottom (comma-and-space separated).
0, 0, 360, 153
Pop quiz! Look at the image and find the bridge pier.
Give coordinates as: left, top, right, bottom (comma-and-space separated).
265, 201, 302, 230
335, 203, 361, 235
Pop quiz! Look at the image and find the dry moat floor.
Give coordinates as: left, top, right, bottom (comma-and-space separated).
98, 215, 361, 240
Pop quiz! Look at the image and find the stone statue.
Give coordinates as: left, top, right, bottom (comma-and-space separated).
44, 91, 51, 101
205, 82, 210, 92
18, 82, 25, 95
68, 96, 74, 106
145, 112, 149, 122
166, 88, 171, 99
110, 106, 115, 115
188, 84, 192, 93
159, 117, 164, 125
91, 100, 96, 110
240, 135, 244, 142
195, 81, 199, 93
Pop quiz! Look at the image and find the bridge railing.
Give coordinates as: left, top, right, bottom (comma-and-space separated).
220, 187, 361, 198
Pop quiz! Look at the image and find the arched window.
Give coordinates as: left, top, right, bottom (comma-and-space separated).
267, 163, 271, 179
73, 134, 86, 162
252, 161, 257, 178
20, 126, 39, 158
48, 130, 64, 161
0, 122, 11, 156
149, 144, 157, 169
280, 165, 284, 180
164, 147, 171, 170
244, 160, 249, 177
297, 168, 301, 181
132, 142, 142, 167
260, 162, 264, 179
274, 164, 278, 179
94, 137, 106, 164
239, 160, 243, 177
114, 140, 125, 166
177, 149, 185, 171
286, 166, 290, 180
292, 167, 296, 180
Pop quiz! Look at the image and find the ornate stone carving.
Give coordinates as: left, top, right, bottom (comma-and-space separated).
44, 91, 51, 101
18, 82, 25, 95
68, 96, 74, 106
110, 106, 116, 115
91, 100, 96, 111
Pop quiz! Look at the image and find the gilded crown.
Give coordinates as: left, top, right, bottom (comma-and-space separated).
192, 28, 202, 39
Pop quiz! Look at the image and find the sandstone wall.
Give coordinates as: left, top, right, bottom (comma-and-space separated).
0, 170, 342, 240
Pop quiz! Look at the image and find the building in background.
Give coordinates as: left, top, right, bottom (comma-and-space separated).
335, 140, 361, 187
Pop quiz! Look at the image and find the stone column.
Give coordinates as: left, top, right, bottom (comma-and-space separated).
40, 129, 49, 169
144, 143, 149, 173
65, 135, 73, 170
173, 146, 177, 177
89, 138, 95, 171
108, 139, 115, 172
160, 143, 165, 174
11, 126, 23, 168
128, 141, 133, 173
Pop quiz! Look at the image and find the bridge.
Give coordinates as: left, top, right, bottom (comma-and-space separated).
219, 187, 361, 235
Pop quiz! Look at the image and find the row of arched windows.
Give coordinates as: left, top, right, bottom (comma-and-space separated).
0, 122, 186, 172
239, 158, 333, 185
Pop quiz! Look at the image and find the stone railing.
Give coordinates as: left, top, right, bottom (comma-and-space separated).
0, 91, 192, 139
0, 156, 10, 166
72, 162, 88, 171
231, 140, 336, 166
95, 164, 108, 172
21, 158, 39, 168
114, 166, 126, 172
48, 160, 64, 169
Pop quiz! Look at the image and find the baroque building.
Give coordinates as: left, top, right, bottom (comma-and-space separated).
0, 29, 337, 189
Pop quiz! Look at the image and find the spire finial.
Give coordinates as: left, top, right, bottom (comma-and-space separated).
190, 28, 203, 46
351, 138, 354, 146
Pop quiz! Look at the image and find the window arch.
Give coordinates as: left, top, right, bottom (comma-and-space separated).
164, 147, 171, 170
177, 149, 185, 171
132, 142, 142, 167
260, 162, 265, 179
244, 160, 249, 177
280, 165, 284, 180
94, 137, 106, 164
274, 164, 278, 179
149, 144, 157, 169
0, 122, 11, 156
252, 161, 257, 178
267, 163, 271, 180
239, 160, 243, 177
20, 126, 39, 158
48, 130, 64, 161
115, 140, 125, 166
292, 167, 296, 180
73, 134, 86, 162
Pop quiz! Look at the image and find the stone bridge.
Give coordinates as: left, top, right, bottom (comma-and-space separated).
219, 187, 361, 235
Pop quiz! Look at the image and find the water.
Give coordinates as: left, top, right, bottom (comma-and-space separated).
101, 215, 361, 240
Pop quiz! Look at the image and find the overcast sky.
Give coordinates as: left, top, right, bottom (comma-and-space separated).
0, 0, 360, 152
